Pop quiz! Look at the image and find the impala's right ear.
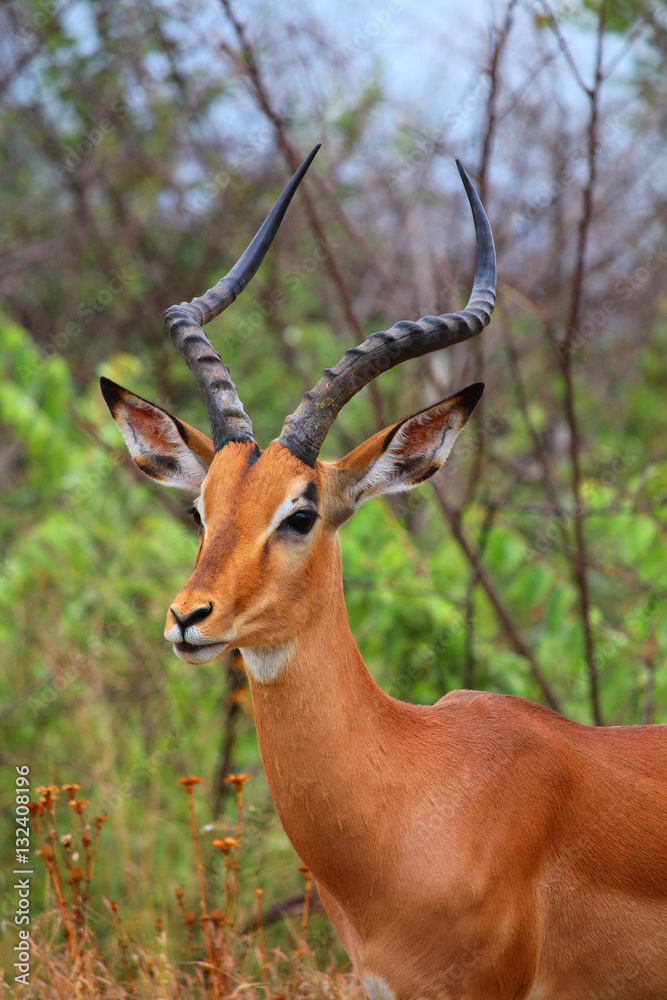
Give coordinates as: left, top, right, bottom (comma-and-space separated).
100, 377, 213, 491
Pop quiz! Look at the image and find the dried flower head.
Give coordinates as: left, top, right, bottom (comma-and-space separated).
61, 783, 82, 800
37, 785, 59, 807
69, 865, 85, 884
255, 888, 263, 899
93, 814, 109, 831
213, 836, 238, 854
175, 887, 184, 901
224, 773, 251, 791
209, 907, 225, 926
60, 833, 72, 848
177, 776, 202, 789
69, 798, 89, 815
81, 830, 92, 846
183, 910, 197, 926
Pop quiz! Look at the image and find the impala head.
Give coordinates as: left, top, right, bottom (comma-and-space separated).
102, 146, 496, 672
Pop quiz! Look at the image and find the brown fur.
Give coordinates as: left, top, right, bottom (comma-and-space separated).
107, 387, 667, 1000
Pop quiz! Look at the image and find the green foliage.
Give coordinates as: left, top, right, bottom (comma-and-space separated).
1, 0, 666, 988
2, 307, 665, 945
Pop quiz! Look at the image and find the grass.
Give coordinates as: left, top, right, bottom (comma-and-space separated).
8, 778, 362, 999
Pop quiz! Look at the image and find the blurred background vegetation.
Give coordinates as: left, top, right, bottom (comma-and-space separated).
1, 0, 666, 992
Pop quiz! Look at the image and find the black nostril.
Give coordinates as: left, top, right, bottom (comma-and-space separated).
170, 603, 213, 631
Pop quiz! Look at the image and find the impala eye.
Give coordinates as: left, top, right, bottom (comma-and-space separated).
186, 505, 202, 527
283, 510, 317, 534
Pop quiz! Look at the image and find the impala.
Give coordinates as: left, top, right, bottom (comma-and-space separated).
101, 146, 667, 1000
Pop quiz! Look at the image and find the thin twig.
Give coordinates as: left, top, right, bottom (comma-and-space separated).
551, 5, 607, 726
432, 482, 562, 712
463, 502, 496, 689
217, 0, 388, 427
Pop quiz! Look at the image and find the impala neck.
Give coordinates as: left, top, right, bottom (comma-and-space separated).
241, 533, 397, 894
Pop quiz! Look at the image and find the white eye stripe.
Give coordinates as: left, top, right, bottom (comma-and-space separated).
266, 497, 297, 536
265, 493, 318, 537
193, 495, 206, 527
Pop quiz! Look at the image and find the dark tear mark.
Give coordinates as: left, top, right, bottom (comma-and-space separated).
261, 537, 270, 566
302, 481, 319, 505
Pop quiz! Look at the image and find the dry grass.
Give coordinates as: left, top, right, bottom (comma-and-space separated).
13, 779, 363, 999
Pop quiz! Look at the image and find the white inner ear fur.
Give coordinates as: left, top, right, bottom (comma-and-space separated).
115, 396, 208, 491
351, 409, 464, 505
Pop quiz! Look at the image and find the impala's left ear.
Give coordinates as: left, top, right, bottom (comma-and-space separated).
328, 383, 483, 518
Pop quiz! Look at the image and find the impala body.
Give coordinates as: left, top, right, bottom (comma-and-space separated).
102, 147, 667, 999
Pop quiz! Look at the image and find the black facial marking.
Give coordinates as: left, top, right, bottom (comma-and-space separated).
302, 481, 319, 505
247, 443, 262, 466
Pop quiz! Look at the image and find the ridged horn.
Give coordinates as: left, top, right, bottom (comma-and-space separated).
277, 160, 496, 467
165, 144, 320, 452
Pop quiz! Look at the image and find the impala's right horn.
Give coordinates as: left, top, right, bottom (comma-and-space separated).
165, 144, 320, 453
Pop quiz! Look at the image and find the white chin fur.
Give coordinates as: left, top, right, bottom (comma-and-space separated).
173, 642, 227, 664
240, 641, 295, 683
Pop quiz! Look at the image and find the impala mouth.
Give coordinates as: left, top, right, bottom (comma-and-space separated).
173, 640, 228, 664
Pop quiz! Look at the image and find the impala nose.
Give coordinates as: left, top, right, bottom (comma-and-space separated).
170, 603, 213, 635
